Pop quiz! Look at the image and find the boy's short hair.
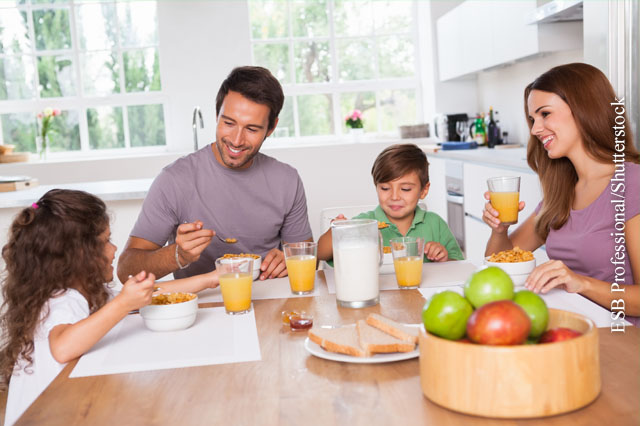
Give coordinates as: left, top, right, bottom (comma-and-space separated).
215, 66, 284, 131
371, 143, 429, 187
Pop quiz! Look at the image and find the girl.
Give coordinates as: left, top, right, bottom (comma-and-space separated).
0, 189, 219, 425
482, 63, 640, 323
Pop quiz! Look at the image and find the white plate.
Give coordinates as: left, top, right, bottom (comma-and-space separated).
304, 324, 420, 364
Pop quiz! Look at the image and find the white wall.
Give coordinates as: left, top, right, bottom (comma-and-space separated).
475, 49, 584, 145
157, 1, 251, 151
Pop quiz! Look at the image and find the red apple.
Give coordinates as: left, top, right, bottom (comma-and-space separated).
466, 300, 531, 345
539, 327, 582, 343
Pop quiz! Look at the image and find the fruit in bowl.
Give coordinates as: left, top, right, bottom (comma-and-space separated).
422, 291, 473, 340
464, 266, 514, 308
539, 327, 582, 343
513, 289, 549, 338
466, 300, 531, 345
140, 292, 198, 332
484, 247, 536, 286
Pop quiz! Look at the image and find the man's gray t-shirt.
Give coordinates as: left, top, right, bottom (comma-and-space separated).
130, 145, 313, 278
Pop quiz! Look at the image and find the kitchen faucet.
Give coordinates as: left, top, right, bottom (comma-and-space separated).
192, 106, 204, 151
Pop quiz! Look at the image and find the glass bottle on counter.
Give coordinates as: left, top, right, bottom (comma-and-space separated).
487, 107, 499, 148
474, 115, 486, 146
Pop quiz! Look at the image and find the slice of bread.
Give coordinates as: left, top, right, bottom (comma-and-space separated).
308, 326, 368, 357
366, 313, 419, 344
356, 320, 415, 355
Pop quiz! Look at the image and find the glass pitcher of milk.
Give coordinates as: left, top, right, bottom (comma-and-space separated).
331, 219, 382, 308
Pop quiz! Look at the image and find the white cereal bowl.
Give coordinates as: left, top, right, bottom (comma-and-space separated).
139, 294, 198, 332
252, 256, 262, 280
220, 256, 261, 280
379, 252, 395, 275
484, 257, 536, 286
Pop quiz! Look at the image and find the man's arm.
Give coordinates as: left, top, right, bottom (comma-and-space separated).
117, 221, 214, 282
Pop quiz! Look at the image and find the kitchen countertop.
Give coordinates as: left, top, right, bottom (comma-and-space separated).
423, 144, 532, 172
0, 178, 153, 209
0, 144, 532, 208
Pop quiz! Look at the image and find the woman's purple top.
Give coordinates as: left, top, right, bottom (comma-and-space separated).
535, 162, 639, 325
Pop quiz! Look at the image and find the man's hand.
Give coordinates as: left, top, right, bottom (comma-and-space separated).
175, 220, 214, 265
260, 248, 287, 280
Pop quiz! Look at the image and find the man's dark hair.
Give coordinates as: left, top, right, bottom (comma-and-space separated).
215, 66, 284, 131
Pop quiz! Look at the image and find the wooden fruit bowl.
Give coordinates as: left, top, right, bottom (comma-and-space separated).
419, 308, 600, 418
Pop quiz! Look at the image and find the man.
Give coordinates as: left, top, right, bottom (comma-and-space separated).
117, 66, 313, 282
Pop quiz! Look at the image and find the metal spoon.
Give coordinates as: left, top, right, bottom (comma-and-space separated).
216, 234, 237, 244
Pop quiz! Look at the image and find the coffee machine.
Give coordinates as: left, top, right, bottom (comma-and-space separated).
432, 113, 469, 142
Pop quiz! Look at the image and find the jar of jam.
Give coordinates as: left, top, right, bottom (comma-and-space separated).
289, 313, 313, 331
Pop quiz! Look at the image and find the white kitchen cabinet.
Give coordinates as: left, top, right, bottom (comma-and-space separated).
436, 0, 582, 81
426, 155, 447, 222
464, 214, 492, 262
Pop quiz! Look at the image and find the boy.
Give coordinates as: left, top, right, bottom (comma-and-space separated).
317, 144, 463, 262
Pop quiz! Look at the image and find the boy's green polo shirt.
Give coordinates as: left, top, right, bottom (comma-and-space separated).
353, 206, 464, 262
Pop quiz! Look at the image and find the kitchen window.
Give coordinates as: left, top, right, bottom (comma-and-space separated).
248, 0, 421, 140
0, 0, 165, 157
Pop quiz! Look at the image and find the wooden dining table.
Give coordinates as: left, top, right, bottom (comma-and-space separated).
14, 272, 640, 426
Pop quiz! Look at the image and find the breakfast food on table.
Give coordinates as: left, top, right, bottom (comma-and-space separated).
308, 326, 368, 357
487, 247, 534, 263
222, 253, 260, 259
356, 320, 415, 355
282, 310, 313, 331
308, 313, 418, 357
150, 293, 196, 305
382, 246, 392, 254
423, 267, 581, 346
366, 313, 419, 344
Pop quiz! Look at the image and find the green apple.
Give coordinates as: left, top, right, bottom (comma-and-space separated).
464, 266, 514, 308
513, 290, 549, 338
422, 291, 473, 340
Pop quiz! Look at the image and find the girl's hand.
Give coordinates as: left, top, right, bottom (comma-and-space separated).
482, 191, 525, 234
118, 270, 155, 311
524, 260, 585, 294
424, 242, 448, 262
203, 269, 220, 289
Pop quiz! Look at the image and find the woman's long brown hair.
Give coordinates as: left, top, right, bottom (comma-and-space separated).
0, 189, 111, 388
524, 63, 640, 239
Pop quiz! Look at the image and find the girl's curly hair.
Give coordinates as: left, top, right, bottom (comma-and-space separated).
0, 189, 111, 388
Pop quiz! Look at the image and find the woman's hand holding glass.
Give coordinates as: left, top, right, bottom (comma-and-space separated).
482, 191, 525, 233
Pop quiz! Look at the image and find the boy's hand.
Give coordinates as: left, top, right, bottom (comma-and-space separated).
424, 242, 448, 262
330, 214, 347, 224
119, 270, 155, 311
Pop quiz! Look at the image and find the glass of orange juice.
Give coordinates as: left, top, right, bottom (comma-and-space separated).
215, 257, 253, 315
283, 242, 317, 295
390, 237, 424, 289
487, 176, 521, 225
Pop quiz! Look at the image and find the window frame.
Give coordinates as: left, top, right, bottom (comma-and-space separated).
0, 0, 168, 159
248, 0, 423, 144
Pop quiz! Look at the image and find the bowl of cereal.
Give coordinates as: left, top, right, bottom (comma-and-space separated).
484, 247, 536, 286
222, 253, 261, 280
140, 293, 198, 332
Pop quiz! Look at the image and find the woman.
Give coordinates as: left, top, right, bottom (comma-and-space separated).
483, 63, 640, 324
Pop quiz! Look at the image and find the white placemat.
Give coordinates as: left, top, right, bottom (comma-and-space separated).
70, 307, 261, 378
196, 272, 325, 303
417, 286, 627, 328
323, 260, 479, 294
